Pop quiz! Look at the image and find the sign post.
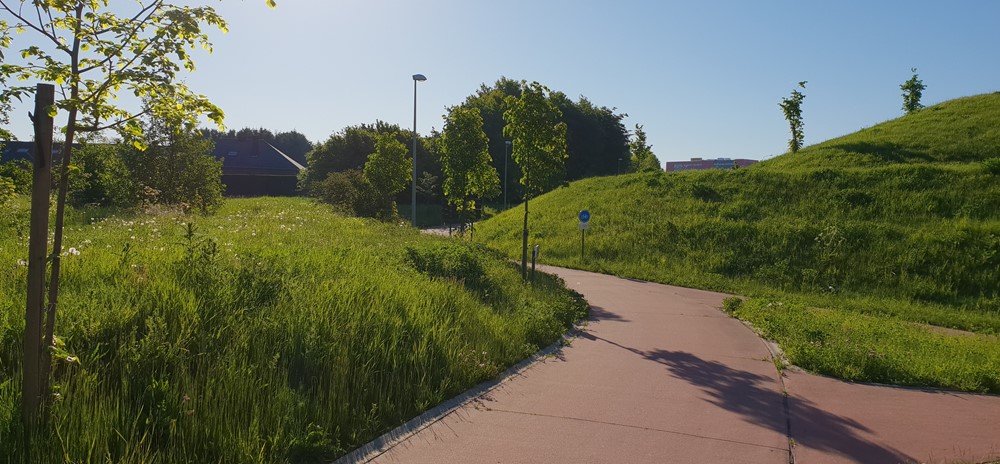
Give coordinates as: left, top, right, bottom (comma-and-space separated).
578, 210, 591, 261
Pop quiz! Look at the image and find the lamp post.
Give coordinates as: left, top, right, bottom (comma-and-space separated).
411, 73, 426, 227
504, 140, 511, 210
618, 157, 622, 175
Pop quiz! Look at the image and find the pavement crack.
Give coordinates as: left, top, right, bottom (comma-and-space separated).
485, 407, 788, 453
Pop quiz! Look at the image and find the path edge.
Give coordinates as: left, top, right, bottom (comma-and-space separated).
331, 324, 584, 464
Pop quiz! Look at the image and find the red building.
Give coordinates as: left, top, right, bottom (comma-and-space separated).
664, 157, 757, 172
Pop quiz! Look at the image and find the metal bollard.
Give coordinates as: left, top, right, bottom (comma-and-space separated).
531, 244, 540, 284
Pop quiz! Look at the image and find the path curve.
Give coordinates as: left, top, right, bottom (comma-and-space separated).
346, 266, 1000, 463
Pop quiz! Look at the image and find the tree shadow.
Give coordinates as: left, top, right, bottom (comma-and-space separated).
588, 305, 630, 323
830, 141, 931, 163
578, 332, 913, 463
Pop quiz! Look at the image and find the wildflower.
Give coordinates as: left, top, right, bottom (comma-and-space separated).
182, 395, 191, 402
68, 247, 80, 256
17, 259, 28, 267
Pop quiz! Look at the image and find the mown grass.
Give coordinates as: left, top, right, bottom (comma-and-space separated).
477, 93, 1000, 393
0, 197, 587, 462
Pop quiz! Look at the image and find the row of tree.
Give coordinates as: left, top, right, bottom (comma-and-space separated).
779, 69, 928, 153
299, 78, 662, 226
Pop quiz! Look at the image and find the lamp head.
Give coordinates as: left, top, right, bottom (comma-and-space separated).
412, 74, 427, 82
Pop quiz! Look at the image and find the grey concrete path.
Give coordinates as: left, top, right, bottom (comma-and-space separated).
348, 266, 1000, 463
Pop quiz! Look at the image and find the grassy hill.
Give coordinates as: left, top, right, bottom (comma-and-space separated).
0, 197, 586, 462
478, 93, 1000, 393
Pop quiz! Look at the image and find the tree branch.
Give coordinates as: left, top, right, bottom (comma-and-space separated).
75, 108, 151, 133
0, 0, 61, 48
77, 1, 163, 75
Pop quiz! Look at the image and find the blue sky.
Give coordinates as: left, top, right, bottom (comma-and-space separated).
4, 0, 1000, 161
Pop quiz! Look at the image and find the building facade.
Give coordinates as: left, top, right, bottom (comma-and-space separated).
664, 157, 757, 172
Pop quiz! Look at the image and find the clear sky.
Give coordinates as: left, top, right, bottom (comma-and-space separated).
4, 0, 1000, 162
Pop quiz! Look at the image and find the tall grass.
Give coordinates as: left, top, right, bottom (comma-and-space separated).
478, 93, 1000, 393
0, 197, 587, 462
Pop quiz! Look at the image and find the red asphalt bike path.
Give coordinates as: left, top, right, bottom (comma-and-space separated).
343, 266, 1000, 463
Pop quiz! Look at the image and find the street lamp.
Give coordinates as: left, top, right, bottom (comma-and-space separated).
618, 157, 622, 175
504, 140, 512, 210
411, 73, 426, 227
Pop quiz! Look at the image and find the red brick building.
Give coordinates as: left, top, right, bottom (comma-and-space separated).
664, 157, 757, 172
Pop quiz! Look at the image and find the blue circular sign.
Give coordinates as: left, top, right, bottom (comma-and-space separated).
579, 210, 591, 223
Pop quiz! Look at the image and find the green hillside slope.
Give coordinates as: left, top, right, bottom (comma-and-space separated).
761, 92, 1000, 170
478, 93, 1000, 393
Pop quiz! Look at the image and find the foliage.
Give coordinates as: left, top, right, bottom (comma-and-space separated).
0, 160, 30, 195
779, 81, 807, 153
441, 106, 500, 227
315, 169, 379, 217
123, 125, 224, 213
0, 176, 12, 205
901, 68, 927, 114
985, 157, 1000, 175
301, 122, 437, 198
68, 143, 137, 208
478, 93, 1000, 391
363, 134, 411, 219
1, 0, 278, 426
503, 82, 568, 197
0, 197, 587, 462
629, 124, 661, 172
548, 91, 631, 180
460, 77, 630, 195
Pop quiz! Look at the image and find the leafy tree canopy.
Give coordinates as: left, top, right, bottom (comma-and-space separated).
363, 133, 411, 217
901, 68, 927, 115
301, 121, 438, 197
630, 124, 661, 172
503, 81, 568, 197
441, 106, 499, 215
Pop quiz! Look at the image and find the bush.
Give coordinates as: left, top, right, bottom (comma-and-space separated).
122, 130, 224, 213
0, 177, 13, 205
69, 143, 139, 207
316, 169, 381, 217
984, 157, 1000, 175
0, 160, 31, 194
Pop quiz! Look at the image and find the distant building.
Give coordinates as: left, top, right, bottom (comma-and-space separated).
664, 157, 757, 172
1, 138, 304, 196
210, 137, 304, 196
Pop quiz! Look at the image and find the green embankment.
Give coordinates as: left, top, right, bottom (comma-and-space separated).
478, 93, 1000, 393
0, 197, 586, 462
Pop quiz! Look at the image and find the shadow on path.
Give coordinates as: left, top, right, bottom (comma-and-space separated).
588, 305, 630, 323
578, 331, 913, 463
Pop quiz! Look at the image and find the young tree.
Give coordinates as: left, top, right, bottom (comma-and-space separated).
503, 81, 568, 279
0, 0, 275, 429
363, 133, 411, 219
779, 81, 807, 153
441, 106, 499, 233
901, 68, 926, 114
629, 124, 661, 172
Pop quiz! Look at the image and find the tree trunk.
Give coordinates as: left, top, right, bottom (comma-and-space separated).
23, 84, 54, 434
40, 4, 85, 414
521, 196, 529, 280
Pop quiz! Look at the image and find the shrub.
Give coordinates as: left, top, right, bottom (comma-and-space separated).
0, 160, 31, 194
122, 130, 224, 213
0, 177, 13, 205
984, 157, 1000, 175
69, 143, 139, 207
316, 169, 381, 217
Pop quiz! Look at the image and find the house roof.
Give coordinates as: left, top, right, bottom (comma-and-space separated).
210, 137, 303, 176
2, 138, 304, 177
